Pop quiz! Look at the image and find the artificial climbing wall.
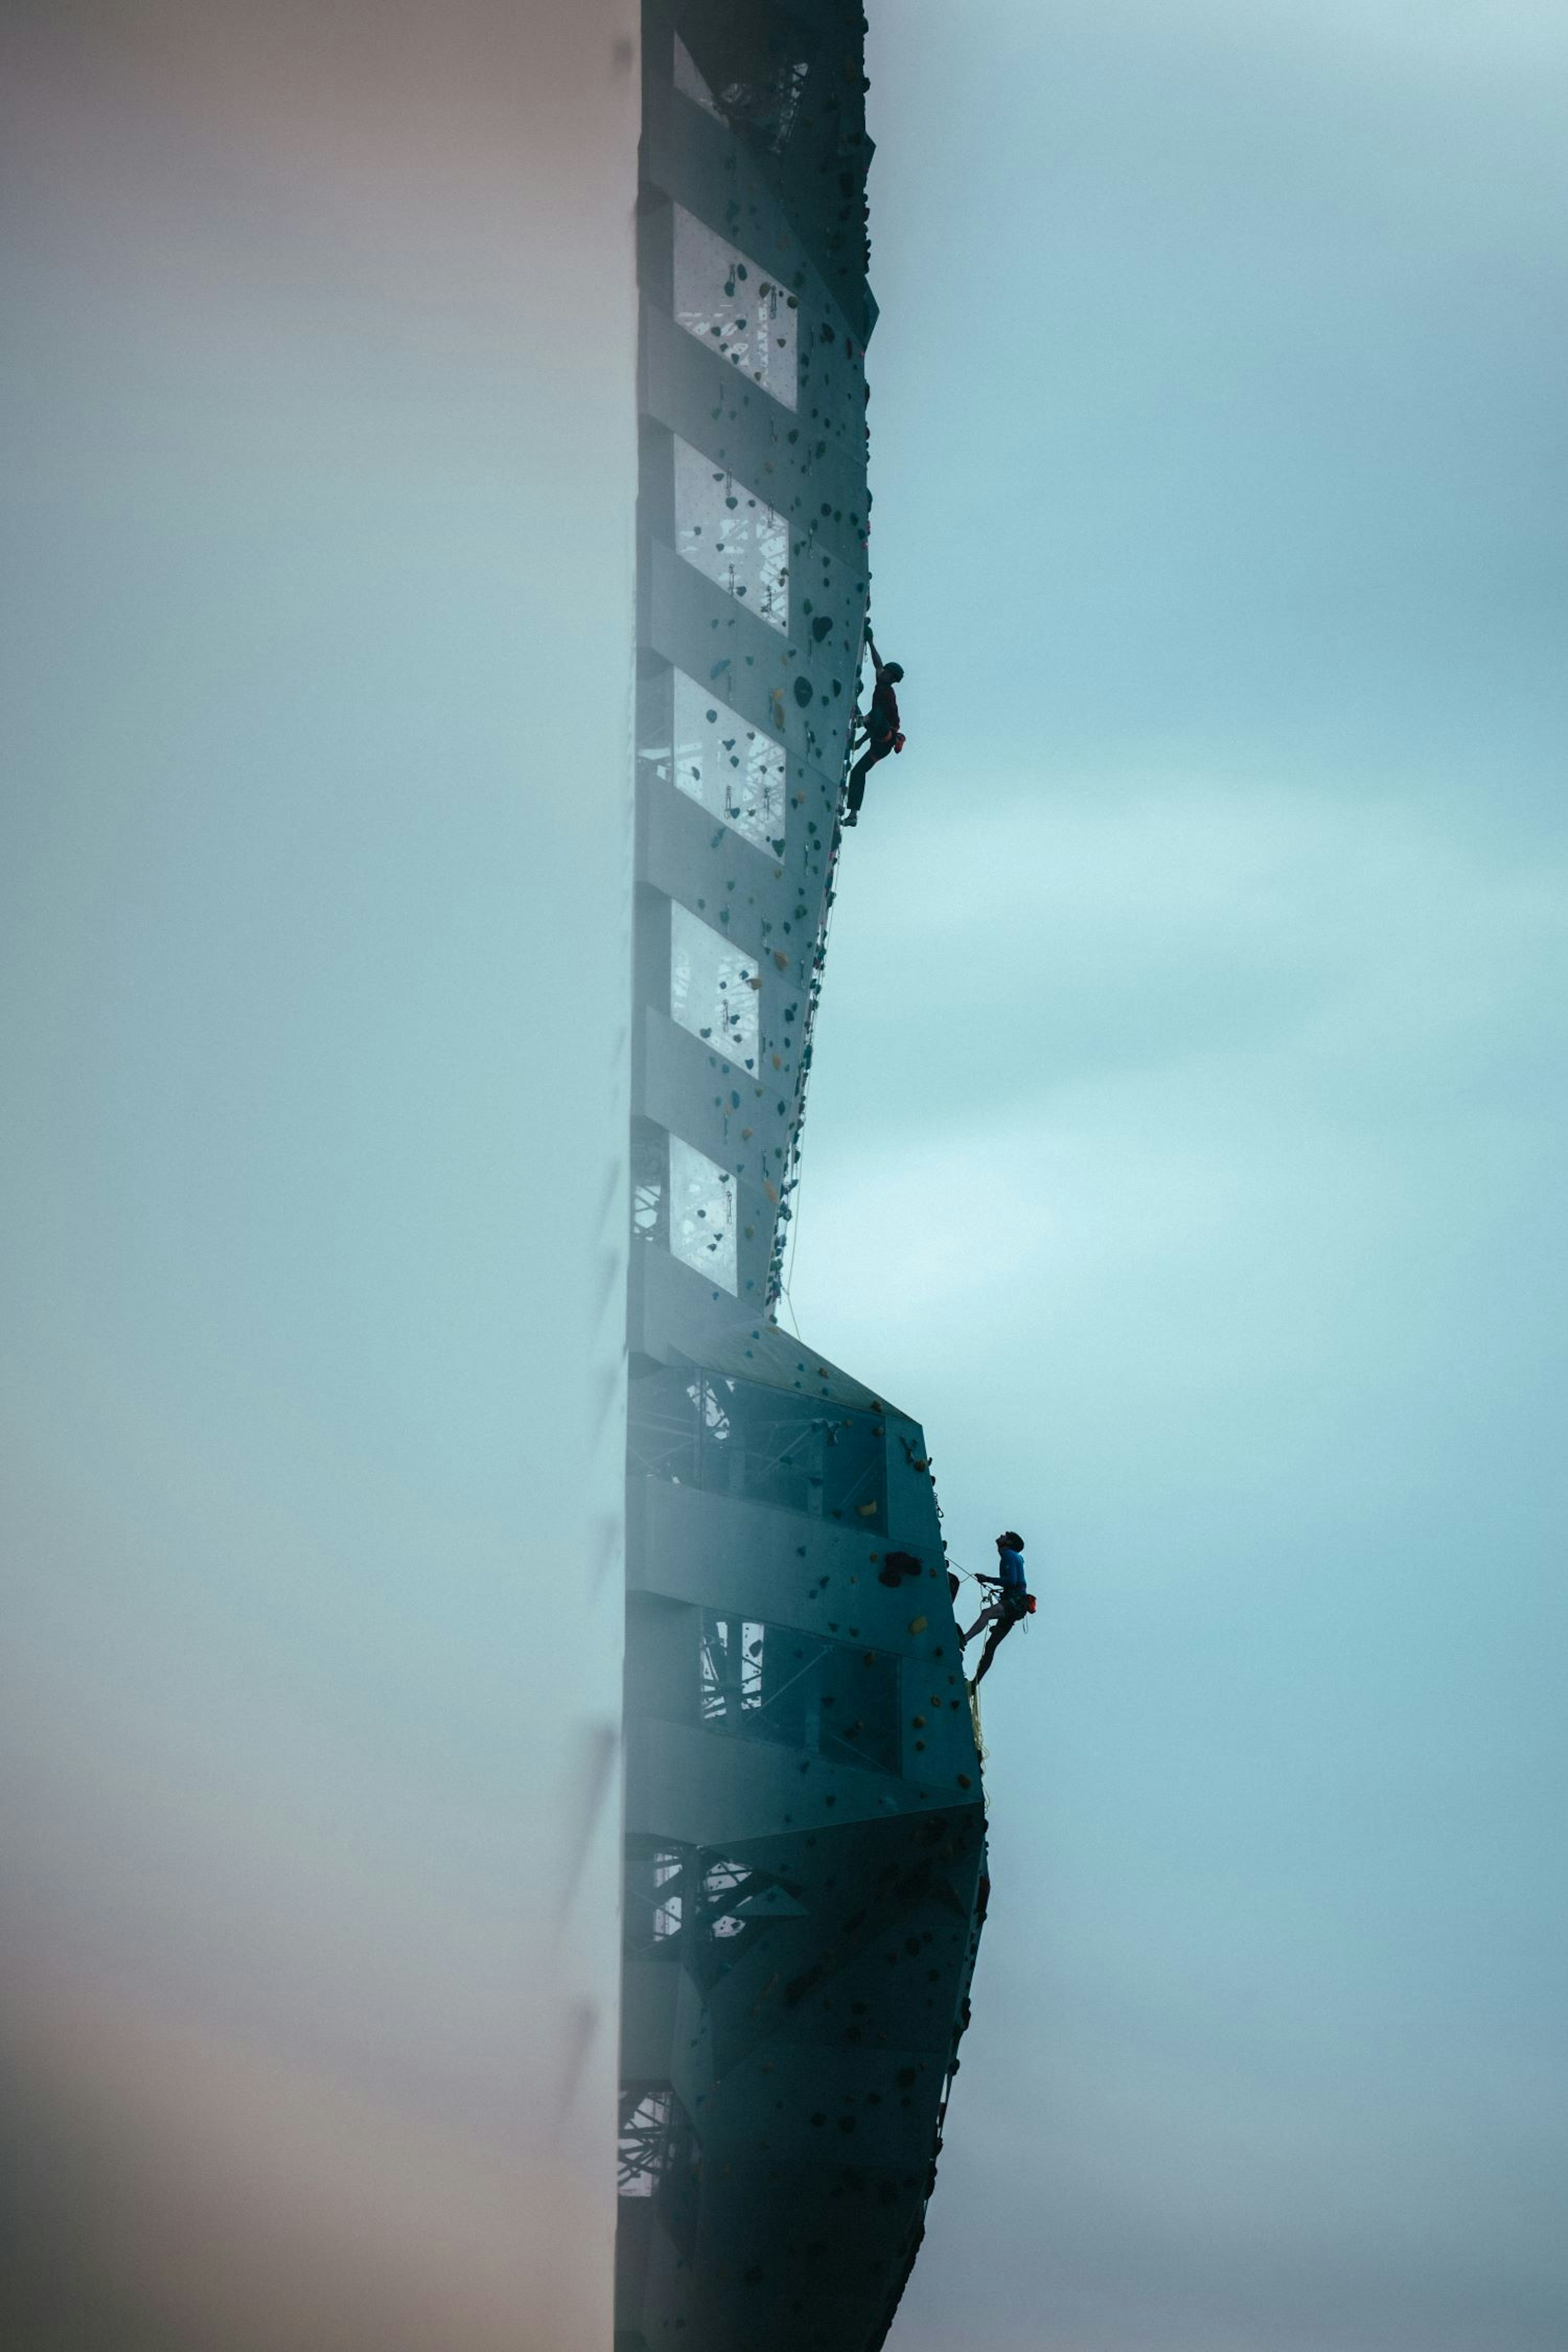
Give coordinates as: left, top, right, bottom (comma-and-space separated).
621, 8, 990, 2350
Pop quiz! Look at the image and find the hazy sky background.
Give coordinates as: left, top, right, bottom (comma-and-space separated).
1, 10, 637, 2342
789, 6, 1568, 2348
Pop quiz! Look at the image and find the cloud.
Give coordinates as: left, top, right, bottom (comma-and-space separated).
795, 774, 1568, 2347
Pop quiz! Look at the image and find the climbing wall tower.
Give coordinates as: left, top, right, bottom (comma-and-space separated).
620, 10, 990, 2351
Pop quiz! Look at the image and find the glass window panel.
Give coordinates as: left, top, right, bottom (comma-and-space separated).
670, 901, 759, 1069
673, 205, 797, 410
674, 437, 789, 632
657, 670, 786, 854
669, 1137, 737, 1292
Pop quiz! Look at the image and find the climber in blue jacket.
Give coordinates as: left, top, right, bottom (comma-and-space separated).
962, 1531, 1032, 1685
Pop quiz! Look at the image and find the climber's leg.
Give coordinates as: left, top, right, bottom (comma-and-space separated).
844, 737, 890, 824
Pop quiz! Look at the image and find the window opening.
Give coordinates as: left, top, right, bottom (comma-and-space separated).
673, 24, 816, 154
673, 206, 797, 410
626, 1367, 887, 1527
619, 2088, 678, 2198
701, 1613, 901, 1772
689, 1854, 791, 1984
673, 34, 722, 118
668, 1137, 737, 1292
640, 669, 786, 856
625, 1838, 688, 1959
670, 901, 758, 1068
623, 1836, 797, 1984
674, 437, 788, 632
630, 1117, 668, 1247
701, 1856, 756, 1939
617, 2084, 699, 2257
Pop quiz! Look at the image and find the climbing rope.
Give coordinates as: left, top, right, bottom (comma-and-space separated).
767, 730, 853, 1318
775, 867, 840, 1316
769, 625, 887, 1318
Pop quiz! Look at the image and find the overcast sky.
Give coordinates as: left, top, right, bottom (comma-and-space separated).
789, 6, 1568, 2348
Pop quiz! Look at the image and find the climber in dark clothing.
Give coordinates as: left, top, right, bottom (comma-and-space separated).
963, 1531, 1032, 1686
843, 632, 905, 825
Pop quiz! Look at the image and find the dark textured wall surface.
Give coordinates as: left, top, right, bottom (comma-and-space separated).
619, 10, 988, 2349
